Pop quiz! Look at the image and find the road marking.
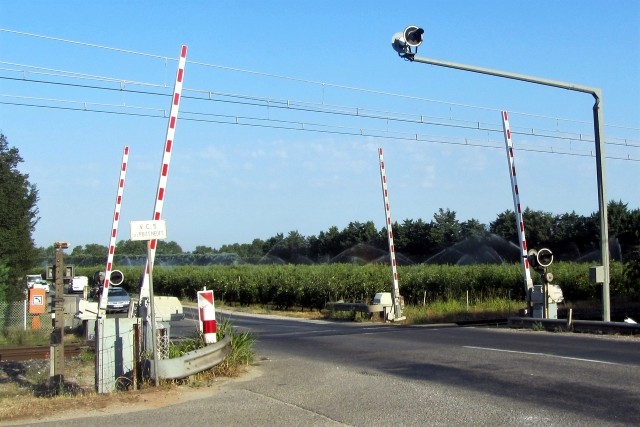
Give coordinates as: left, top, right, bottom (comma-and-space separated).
463, 345, 621, 365
259, 329, 341, 337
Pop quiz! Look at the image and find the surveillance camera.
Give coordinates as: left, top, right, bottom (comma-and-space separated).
391, 25, 424, 57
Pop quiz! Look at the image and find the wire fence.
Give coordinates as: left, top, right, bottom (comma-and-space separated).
0, 300, 77, 334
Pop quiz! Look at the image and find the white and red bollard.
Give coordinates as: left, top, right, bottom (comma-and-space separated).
197, 288, 217, 344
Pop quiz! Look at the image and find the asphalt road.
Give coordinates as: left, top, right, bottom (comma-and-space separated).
22, 310, 640, 426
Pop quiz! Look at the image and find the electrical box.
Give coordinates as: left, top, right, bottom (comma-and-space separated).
589, 266, 605, 284
373, 292, 393, 307
548, 284, 564, 303
46, 265, 74, 280
530, 285, 545, 303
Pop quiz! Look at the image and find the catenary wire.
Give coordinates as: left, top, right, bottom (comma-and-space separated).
2, 62, 639, 146
1, 98, 637, 162
0, 34, 638, 133
2, 74, 639, 152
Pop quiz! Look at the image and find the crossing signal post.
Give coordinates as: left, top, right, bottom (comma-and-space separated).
527, 248, 564, 319
50, 241, 68, 390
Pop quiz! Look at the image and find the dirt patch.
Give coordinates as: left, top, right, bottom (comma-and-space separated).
0, 357, 253, 425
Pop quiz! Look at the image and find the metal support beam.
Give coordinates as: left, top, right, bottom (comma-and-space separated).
405, 54, 611, 321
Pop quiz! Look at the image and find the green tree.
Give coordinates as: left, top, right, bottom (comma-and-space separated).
156, 240, 183, 255
218, 238, 266, 259
83, 243, 109, 257
397, 218, 434, 259
521, 208, 554, 248
316, 226, 341, 259
0, 133, 39, 301
430, 208, 461, 251
490, 210, 518, 243
193, 245, 214, 254
116, 239, 147, 255
460, 218, 487, 239
340, 221, 378, 249
37, 245, 56, 259
390, 220, 411, 254
70, 245, 84, 256
284, 230, 308, 261
607, 200, 632, 239
551, 211, 595, 259
248, 238, 266, 258
0, 260, 10, 301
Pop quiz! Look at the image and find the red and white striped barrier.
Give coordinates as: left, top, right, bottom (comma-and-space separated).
501, 111, 533, 292
378, 148, 403, 319
98, 146, 129, 316
197, 289, 217, 344
140, 45, 188, 300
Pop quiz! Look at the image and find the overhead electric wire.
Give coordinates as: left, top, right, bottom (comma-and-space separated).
1, 28, 639, 159
1, 34, 638, 132
3, 62, 639, 145
2, 96, 637, 162
2, 60, 639, 150
2, 72, 639, 153
0, 28, 170, 61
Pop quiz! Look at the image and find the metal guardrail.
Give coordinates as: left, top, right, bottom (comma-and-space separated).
150, 335, 231, 380
508, 317, 640, 335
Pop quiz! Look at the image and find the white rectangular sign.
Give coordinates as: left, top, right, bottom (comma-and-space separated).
130, 220, 167, 241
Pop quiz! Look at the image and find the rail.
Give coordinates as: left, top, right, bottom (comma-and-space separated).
0, 343, 91, 362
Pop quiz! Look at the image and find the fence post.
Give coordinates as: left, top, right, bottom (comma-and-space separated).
23, 299, 26, 331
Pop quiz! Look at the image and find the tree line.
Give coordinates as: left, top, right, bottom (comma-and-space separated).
53, 203, 640, 266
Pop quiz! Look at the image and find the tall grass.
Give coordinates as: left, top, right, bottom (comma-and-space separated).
0, 327, 51, 346
167, 318, 255, 380
215, 319, 256, 377
404, 297, 522, 324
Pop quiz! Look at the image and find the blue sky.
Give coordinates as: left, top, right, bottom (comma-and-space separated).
1, 1, 638, 252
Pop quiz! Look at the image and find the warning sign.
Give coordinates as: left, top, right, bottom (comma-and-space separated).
130, 219, 167, 241
29, 288, 47, 314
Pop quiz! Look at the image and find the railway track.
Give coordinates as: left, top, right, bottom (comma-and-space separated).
0, 343, 92, 362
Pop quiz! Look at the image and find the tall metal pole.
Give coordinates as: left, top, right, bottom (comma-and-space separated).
50, 241, 68, 389
592, 91, 611, 321
404, 54, 611, 321
147, 243, 159, 386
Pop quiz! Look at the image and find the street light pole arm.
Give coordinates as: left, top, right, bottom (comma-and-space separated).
409, 55, 599, 97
